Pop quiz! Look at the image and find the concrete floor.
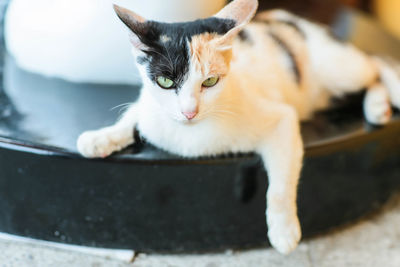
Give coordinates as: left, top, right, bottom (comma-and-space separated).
1, 193, 400, 267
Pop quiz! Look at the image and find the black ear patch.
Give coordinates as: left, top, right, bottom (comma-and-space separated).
131, 17, 236, 90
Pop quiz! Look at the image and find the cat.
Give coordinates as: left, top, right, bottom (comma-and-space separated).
77, 0, 400, 254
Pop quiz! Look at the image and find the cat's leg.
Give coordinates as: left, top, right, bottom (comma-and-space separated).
302, 44, 396, 126
364, 82, 392, 125
77, 103, 139, 158
373, 56, 400, 109
257, 104, 303, 254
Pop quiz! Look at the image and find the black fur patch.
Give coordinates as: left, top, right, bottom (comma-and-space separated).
268, 31, 301, 85
279, 20, 306, 39
238, 29, 252, 44
121, 17, 236, 90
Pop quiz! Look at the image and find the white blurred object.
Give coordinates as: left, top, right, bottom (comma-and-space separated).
5, 0, 226, 85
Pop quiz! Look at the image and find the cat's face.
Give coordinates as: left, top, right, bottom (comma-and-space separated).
134, 20, 235, 123
114, 0, 258, 123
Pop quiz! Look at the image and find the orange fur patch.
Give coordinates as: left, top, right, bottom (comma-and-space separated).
189, 33, 232, 77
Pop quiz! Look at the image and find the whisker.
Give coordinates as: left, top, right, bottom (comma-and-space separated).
110, 102, 132, 111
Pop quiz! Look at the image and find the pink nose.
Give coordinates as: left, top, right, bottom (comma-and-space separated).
182, 111, 197, 120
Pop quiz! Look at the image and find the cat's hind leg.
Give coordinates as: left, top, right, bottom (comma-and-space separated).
77, 103, 139, 158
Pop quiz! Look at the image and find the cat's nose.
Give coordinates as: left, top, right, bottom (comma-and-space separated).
182, 111, 197, 120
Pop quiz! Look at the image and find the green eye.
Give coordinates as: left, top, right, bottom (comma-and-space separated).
156, 76, 174, 89
202, 76, 219, 88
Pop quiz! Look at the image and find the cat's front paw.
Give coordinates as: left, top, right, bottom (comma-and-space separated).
267, 212, 301, 254
77, 128, 132, 158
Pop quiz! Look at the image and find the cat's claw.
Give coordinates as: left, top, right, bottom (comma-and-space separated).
267, 213, 301, 254
77, 128, 132, 158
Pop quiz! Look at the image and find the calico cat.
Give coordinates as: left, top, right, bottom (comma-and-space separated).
77, 0, 400, 254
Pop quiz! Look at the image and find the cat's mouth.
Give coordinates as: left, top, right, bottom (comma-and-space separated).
181, 118, 198, 124
174, 116, 200, 124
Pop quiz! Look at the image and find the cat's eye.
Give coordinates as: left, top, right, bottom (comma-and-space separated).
156, 76, 174, 89
202, 76, 219, 88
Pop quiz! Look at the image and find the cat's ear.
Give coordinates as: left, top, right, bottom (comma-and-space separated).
213, 0, 258, 50
113, 5, 148, 51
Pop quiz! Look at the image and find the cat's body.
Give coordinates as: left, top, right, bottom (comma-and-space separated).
77, 0, 400, 254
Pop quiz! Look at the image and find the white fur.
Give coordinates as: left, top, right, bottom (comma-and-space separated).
363, 84, 392, 125
77, 1, 400, 254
